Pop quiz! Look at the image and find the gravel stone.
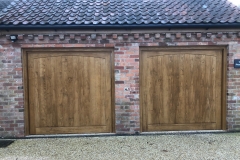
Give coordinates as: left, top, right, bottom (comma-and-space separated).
0, 133, 240, 160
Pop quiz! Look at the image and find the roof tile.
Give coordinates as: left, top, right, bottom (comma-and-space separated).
0, 0, 240, 26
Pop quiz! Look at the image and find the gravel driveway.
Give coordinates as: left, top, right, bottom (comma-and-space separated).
1, 133, 240, 160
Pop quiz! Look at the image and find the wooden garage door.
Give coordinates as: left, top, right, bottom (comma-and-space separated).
141, 48, 226, 131
26, 49, 113, 135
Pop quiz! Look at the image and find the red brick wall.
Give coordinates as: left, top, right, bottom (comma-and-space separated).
0, 31, 240, 137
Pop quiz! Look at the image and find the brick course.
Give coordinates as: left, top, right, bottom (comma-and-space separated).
0, 31, 240, 137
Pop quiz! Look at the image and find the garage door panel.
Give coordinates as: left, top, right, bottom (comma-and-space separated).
188, 54, 202, 124
148, 56, 163, 124
141, 49, 223, 131
204, 56, 216, 123
28, 50, 113, 134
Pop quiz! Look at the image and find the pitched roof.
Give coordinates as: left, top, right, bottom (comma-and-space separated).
0, 0, 240, 27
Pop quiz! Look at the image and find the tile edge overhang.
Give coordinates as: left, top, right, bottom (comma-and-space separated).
1, 23, 240, 30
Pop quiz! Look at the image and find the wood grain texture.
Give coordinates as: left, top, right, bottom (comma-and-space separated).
27, 49, 113, 135
140, 47, 225, 131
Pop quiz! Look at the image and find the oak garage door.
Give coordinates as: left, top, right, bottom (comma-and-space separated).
24, 49, 114, 135
140, 47, 226, 132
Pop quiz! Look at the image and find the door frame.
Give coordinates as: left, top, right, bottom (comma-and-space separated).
22, 48, 115, 136
139, 46, 227, 132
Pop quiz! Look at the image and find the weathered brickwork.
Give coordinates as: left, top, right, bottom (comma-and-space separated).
0, 43, 23, 137
0, 31, 240, 137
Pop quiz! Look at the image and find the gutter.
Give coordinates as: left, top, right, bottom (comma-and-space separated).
0, 23, 240, 30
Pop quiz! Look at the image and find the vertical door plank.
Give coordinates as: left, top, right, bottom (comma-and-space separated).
56, 56, 64, 127
162, 54, 170, 124
172, 55, 180, 124
73, 56, 80, 127
192, 55, 199, 124
100, 58, 106, 126
148, 57, 155, 124
83, 57, 90, 126
167, 55, 174, 124
146, 57, 152, 125
194, 55, 206, 123
184, 54, 191, 124
193, 55, 199, 124
61, 56, 68, 127
148, 56, 160, 124
210, 56, 217, 123
44, 56, 52, 127
45, 56, 53, 127
67, 56, 74, 127
94, 58, 103, 125
78, 56, 85, 126
38, 57, 48, 127
89, 57, 96, 125
104, 54, 112, 131
153, 56, 160, 125
189, 54, 196, 123
198, 55, 206, 124
28, 56, 37, 134
157, 56, 164, 124
176, 54, 185, 124
215, 51, 222, 129
61, 56, 74, 127
50, 57, 57, 127
44, 57, 52, 127
204, 56, 212, 123
33, 58, 40, 130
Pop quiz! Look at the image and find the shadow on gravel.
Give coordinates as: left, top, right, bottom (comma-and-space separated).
0, 140, 14, 148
